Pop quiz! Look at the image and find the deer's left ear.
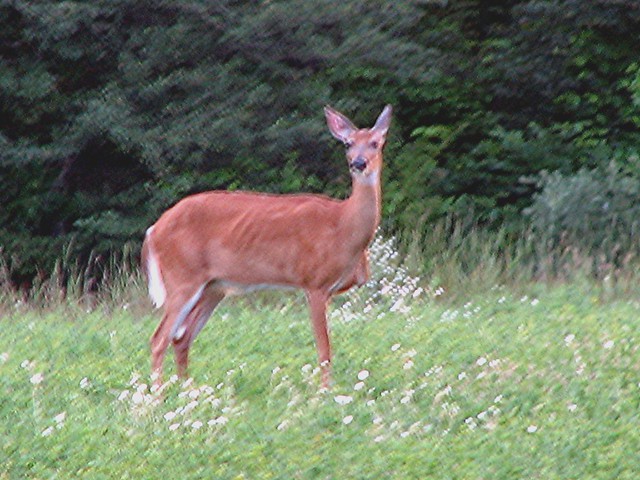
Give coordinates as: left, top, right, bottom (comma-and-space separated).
372, 105, 392, 139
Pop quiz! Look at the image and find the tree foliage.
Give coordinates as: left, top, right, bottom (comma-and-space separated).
1, 0, 640, 282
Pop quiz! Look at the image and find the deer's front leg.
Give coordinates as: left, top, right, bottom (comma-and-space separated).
306, 289, 332, 388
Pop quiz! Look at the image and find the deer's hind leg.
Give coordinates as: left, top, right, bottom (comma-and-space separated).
150, 289, 193, 385
172, 286, 226, 379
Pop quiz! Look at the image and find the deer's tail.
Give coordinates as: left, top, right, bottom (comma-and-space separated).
142, 226, 166, 308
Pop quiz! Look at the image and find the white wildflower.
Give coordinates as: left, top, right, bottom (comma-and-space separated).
527, 425, 538, 433
334, 395, 353, 406
164, 411, 177, 422
30, 373, 44, 385
357, 369, 370, 381
79, 377, 91, 389
131, 392, 144, 404
169, 423, 180, 431
129, 372, 141, 386
209, 416, 228, 426
54, 412, 66, 424
181, 378, 194, 389
191, 420, 203, 430
390, 299, 405, 312
488, 405, 501, 415
391, 343, 401, 352
354, 382, 365, 391
41, 427, 54, 437
603, 340, 614, 349
202, 385, 215, 396
342, 415, 354, 425
476, 357, 487, 366
183, 400, 199, 413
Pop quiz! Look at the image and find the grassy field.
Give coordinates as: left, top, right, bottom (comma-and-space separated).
2, 271, 640, 479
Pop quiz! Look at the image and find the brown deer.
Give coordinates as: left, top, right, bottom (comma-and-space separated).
142, 104, 392, 387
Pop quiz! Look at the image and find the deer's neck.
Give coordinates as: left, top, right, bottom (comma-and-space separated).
341, 173, 381, 249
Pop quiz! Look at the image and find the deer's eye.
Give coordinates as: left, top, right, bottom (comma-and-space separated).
344, 141, 353, 149
369, 141, 379, 149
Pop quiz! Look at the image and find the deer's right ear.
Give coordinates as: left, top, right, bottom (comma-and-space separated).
325, 106, 357, 144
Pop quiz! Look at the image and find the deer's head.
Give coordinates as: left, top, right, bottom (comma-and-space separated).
324, 105, 392, 185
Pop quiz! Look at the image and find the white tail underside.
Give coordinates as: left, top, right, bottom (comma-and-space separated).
145, 227, 167, 308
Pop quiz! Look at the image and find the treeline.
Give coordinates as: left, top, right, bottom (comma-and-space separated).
1, 0, 640, 283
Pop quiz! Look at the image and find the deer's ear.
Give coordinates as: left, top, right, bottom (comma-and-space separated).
325, 106, 357, 144
371, 105, 392, 138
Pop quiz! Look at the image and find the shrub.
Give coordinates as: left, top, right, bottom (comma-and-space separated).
525, 162, 640, 262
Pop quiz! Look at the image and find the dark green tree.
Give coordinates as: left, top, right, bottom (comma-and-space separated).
2, 0, 640, 284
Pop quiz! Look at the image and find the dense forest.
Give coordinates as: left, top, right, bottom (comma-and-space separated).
1, 0, 640, 284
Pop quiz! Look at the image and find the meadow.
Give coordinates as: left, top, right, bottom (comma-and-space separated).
2, 234, 640, 479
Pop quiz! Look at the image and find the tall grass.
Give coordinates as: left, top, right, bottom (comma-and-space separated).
2, 216, 640, 314
399, 215, 640, 302
0, 242, 146, 314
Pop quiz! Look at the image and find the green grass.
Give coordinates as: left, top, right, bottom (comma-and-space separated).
2, 281, 640, 479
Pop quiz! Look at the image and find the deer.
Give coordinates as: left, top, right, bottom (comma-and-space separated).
141, 104, 392, 388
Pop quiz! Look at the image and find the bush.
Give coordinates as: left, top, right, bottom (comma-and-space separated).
525, 162, 640, 260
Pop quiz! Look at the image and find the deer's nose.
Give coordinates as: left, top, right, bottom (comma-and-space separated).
350, 157, 367, 172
